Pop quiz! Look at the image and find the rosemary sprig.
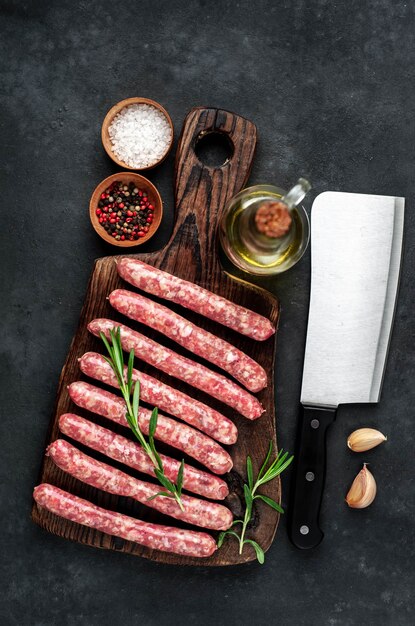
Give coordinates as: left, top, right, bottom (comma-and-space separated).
218, 441, 294, 563
100, 327, 185, 511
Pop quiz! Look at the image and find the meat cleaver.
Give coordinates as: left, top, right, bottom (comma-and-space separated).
288, 191, 404, 549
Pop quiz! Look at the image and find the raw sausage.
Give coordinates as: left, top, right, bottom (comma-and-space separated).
67, 382, 233, 474
78, 352, 237, 445
88, 319, 264, 420
33, 483, 217, 558
116, 257, 275, 341
48, 439, 233, 530
109, 289, 267, 393
59, 414, 228, 500
67, 381, 233, 475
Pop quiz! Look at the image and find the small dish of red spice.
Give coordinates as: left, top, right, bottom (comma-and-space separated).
89, 173, 163, 247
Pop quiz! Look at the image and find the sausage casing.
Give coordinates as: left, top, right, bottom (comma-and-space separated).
33, 483, 217, 558
67, 381, 233, 475
78, 351, 237, 445
88, 318, 264, 420
109, 289, 267, 392
59, 413, 229, 500
48, 439, 233, 530
117, 257, 275, 341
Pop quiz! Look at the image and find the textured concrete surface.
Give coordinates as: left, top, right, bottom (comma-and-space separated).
1, 1, 414, 624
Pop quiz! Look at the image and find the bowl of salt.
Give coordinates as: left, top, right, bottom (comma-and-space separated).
101, 97, 174, 170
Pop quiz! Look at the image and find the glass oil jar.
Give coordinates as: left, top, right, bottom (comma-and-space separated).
219, 178, 311, 276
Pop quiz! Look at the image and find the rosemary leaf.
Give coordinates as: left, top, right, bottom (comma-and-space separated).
246, 456, 254, 490
262, 455, 294, 482
218, 530, 242, 547
148, 409, 163, 472
132, 380, 140, 423
243, 539, 265, 564
149, 407, 158, 439
243, 483, 253, 518
99, 330, 112, 356
255, 494, 284, 513
149, 438, 164, 472
154, 468, 177, 493
110, 329, 124, 376
274, 450, 290, 467
257, 440, 273, 480
127, 349, 135, 391
147, 491, 175, 501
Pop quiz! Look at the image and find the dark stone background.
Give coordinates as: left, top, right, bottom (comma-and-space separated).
1, 1, 414, 624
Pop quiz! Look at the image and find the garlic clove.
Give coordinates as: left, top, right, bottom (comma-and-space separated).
346, 464, 377, 509
347, 428, 387, 452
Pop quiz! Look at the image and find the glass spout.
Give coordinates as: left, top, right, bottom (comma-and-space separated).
282, 178, 311, 210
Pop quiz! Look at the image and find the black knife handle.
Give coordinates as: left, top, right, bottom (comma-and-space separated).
288, 406, 337, 549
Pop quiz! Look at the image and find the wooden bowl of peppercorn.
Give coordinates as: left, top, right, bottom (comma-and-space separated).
89, 173, 163, 247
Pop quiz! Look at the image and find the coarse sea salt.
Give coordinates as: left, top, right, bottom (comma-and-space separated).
108, 103, 172, 169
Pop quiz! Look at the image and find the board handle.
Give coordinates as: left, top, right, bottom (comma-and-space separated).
170, 107, 257, 283
288, 406, 337, 549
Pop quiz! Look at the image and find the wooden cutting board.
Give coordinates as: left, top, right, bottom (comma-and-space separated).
32, 107, 280, 566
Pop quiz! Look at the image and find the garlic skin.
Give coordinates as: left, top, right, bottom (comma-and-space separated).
347, 428, 387, 452
346, 464, 377, 509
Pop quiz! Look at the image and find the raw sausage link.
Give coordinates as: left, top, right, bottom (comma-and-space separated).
33, 484, 217, 558
48, 439, 233, 531
79, 352, 237, 445
59, 414, 228, 500
109, 289, 267, 393
67, 382, 233, 475
117, 257, 275, 341
88, 319, 264, 420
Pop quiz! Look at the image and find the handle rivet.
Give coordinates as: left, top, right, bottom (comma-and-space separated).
306, 472, 315, 482
310, 419, 320, 429
300, 525, 310, 535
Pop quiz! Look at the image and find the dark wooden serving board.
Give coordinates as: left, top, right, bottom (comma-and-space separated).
32, 107, 280, 566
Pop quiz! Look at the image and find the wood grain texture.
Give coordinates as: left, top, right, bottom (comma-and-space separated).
32, 107, 281, 566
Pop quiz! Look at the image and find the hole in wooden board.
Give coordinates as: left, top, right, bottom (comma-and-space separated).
195, 131, 234, 167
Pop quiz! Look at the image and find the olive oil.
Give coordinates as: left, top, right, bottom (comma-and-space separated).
219, 181, 310, 276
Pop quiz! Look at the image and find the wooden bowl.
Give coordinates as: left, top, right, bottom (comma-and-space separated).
101, 97, 174, 170
89, 172, 163, 247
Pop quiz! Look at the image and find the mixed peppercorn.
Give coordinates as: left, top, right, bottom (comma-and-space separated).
96, 180, 154, 241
